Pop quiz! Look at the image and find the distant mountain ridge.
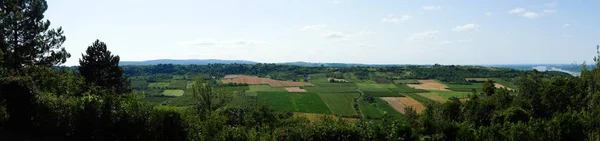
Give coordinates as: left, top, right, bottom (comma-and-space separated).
120, 59, 258, 66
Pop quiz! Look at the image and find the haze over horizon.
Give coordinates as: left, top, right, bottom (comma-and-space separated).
46, 0, 599, 66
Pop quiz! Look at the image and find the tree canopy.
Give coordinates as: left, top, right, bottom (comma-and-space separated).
79, 40, 129, 94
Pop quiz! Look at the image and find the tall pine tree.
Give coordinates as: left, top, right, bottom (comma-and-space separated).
79, 40, 130, 94
0, 0, 70, 70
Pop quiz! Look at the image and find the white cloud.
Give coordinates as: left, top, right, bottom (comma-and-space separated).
333, 0, 340, 4
452, 24, 478, 31
508, 8, 525, 14
382, 15, 410, 23
433, 41, 452, 45
485, 12, 492, 16
522, 12, 540, 19
545, 1, 558, 7
562, 24, 570, 27
349, 30, 376, 36
422, 5, 441, 10
543, 9, 557, 13
322, 32, 345, 39
301, 24, 327, 31
406, 30, 440, 41
179, 39, 266, 46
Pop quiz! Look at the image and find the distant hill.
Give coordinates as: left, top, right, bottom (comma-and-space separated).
120, 59, 258, 66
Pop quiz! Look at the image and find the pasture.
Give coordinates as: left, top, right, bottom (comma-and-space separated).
318, 93, 360, 116
257, 92, 331, 114
358, 98, 403, 119
162, 89, 185, 97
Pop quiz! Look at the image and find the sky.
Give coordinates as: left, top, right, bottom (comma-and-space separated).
44, 0, 599, 66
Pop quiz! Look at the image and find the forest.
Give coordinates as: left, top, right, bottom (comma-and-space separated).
2, 0, 600, 141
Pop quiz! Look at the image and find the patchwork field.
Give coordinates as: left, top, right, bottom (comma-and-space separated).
248, 85, 286, 92
162, 89, 185, 97
406, 80, 449, 91
394, 79, 420, 84
356, 83, 398, 89
222, 74, 314, 87
359, 98, 403, 119
374, 78, 390, 84
318, 93, 360, 116
388, 84, 429, 93
381, 97, 425, 114
169, 80, 189, 89
445, 83, 483, 92
131, 79, 148, 89
257, 92, 331, 114
285, 87, 307, 92
363, 91, 404, 97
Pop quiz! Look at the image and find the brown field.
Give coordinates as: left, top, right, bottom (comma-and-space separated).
374, 78, 390, 84
406, 80, 450, 91
422, 94, 446, 102
494, 83, 514, 91
285, 87, 307, 92
293, 112, 358, 123
465, 78, 489, 82
222, 74, 314, 87
381, 97, 425, 114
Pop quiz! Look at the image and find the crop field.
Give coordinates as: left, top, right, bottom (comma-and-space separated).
374, 78, 390, 84
359, 98, 403, 119
417, 91, 471, 102
388, 84, 429, 93
363, 91, 404, 97
494, 83, 515, 91
217, 86, 250, 93
356, 83, 398, 89
397, 97, 425, 113
312, 82, 357, 87
406, 80, 450, 91
162, 89, 185, 97
257, 92, 331, 114
285, 87, 307, 92
394, 79, 420, 84
491, 78, 518, 89
148, 82, 170, 89
305, 87, 358, 93
248, 85, 286, 92
445, 83, 483, 92
465, 78, 489, 82
169, 80, 189, 89
222, 74, 314, 87
131, 79, 148, 89
318, 93, 360, 116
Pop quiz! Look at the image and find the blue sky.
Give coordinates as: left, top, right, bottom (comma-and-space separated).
45, 0, 599, 66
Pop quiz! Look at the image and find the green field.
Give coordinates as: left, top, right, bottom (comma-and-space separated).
311, 82, 357, 87
418, 90, 471, 99
162, 89, 185, 97
318, 93, 360, 116
363, 91, 404, 97
358, 98, 403, 119
492, 78, 518, 89
388, 84, 429, 93
394, 79, 420, 84
169, 80, 189, 89
148, 82, 170, 89
248, 85, 286, 92
218, 86, 250, 93
131, 79, 148, 89
257, 92, 331, 114
356, 83, 398, 89
305, 87, 357, 93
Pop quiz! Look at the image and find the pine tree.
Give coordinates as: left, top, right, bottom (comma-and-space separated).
79, 40, 130, 94
0, 0, 70, 70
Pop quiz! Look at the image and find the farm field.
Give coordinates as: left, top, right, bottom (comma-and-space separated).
318, 93, 360, 116
162, 89, 184, 96
394, 79, 420, 84
494, 83, 514, 91
248, 85, 286, 92
131, 79, 148, 89
217, 86, 250, 93
491, 78, 518, 89
358, 98, 403, 119
356, 83, 398, 89
406, 80, 449, 91
417, 91, 471, 102
222, 74, 314, 87
148, 82, 170, 89
285, 87, 307, 92
169, 80, 188, 89
381, 97, 425, 114
388, 84, 429, 93
445, 83, 483, 92
257, 92, 331, 114
363, 91, 404, 97
304, 87, 357, 93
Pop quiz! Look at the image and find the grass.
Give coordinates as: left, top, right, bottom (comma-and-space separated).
363, 91, 404, 97
312, 82, 357, 87
358, 99, 403, 119
417, 90, 471, 99
356, 83, 398, 89
257, 92, 331, 114
218, 86, 250, 93
388, 84, 429, 93
318, 93, 360, 116
304, 87, 358, 93
162, 89, 185, 97
131, 79, 148, 89
444, 83, 483, 92
403, 93, 436, 106
394, 79, 420, 84
248, 85, 286, 92
148, 82, 170, 89
169, 80, 189, 89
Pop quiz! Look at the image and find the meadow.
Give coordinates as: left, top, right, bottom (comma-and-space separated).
318, 93, 360, 116
257, 92, 331, 114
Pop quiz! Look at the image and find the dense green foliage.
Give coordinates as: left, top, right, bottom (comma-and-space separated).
79, 40, 130, 94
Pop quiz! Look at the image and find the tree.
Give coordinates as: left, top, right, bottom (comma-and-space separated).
79, 40, 130, 94
191, 79, 232, 114
0, 0, 70, 70
483, 79, 496, 96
